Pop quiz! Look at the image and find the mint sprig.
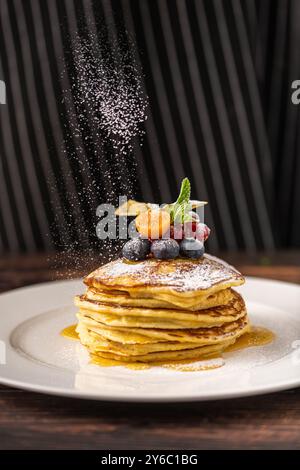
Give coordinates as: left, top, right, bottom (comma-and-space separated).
175, 177, 191, 206
172, 201, 192, 223
167, 178, 192, 223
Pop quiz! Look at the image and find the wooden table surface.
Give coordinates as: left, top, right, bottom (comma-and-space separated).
0, 251, 300, 450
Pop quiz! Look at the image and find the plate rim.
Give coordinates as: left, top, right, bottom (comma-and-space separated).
0, 373, 299, 403
0, 276, 299, 402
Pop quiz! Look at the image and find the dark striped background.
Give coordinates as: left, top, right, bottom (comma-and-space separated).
0, 0, 299, 254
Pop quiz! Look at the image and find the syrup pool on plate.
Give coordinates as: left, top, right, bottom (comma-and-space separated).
60, 324, 275, 371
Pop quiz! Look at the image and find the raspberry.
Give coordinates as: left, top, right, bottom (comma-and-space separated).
183, 221, 197, 238
195, 223, 210, 242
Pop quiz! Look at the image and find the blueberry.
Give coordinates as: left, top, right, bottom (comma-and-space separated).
180, 238, 204, 259
151, 239, 179, 259
122, 238, 151, 261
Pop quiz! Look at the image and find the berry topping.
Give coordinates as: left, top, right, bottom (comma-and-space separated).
195, 223, 210, 242
189, 211, 200, 222
151, 239, 180, 260
122, 238, 151, 261
183, 222, 211, 242
135, 209, 170, 239
120, 178, 210, 261
183, 221, 197, 238
170, 223, 184, 240
179, 238, 205, 259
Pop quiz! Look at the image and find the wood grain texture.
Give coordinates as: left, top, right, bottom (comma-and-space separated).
0, 252, 300, 450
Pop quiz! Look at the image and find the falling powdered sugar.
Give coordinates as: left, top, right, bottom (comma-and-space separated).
68, 33, 148, 154
50, 30, 149, 273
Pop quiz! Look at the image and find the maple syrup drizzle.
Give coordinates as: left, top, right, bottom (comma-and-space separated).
60, 324, 275, 370
60, 324, 79, 340
89, 354, 223, 371
90, 354, 150, 370
225, 326, 275, 353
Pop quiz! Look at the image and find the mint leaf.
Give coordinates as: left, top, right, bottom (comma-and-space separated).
175, 177, 191, 206
167, 178, 192, 223
172, 204, 184, 224
172, 201, 192, 223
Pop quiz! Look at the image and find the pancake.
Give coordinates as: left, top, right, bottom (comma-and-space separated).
74, 253, 248, 366
85, 285, 234, 311
88, 342, 233, 363
84, 254, 244, 309
77, 320, 248, 356
75, 290, 246, 329
77, 312, 248, 345
77, 326, 240, 363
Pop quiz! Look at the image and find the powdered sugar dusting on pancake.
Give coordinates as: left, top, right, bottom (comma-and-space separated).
85, 254, 244, 292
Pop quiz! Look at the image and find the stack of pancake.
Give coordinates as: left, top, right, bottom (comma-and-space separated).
74, 254, 249, 364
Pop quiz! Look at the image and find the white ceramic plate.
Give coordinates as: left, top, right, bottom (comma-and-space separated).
0, 277, 299, 402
